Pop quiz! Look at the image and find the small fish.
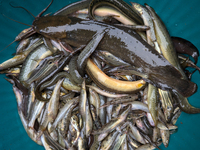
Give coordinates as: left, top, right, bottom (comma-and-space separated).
131, 2, 156, 47
70, 115, 81, 145
26, 55, 61, 84
106, 97, 114, 122
135, 144, 157, 150
77, 30, 105, 76
112, 104, 122, 118
39, 103, 49, 132
41, 134, 53, 150
127, 134, 141, 148
87, 85, 128, 98
25, 83, 36, 120
57, 122, 66, 147
43, 131, 66, 150
128, 122, 146, 144
158, 89, 173, 122
94, 50, 130, 67
98, 132, 109, 142
129, 101, 150, 113
14, 87, 42, 146
171, 107, 182, 125
111, 132, 126, 150
90, 135, 100, 150
92, 105, 131, 135
16, 38, 31, 54
28, 100, 45, 129
90, 104, 102, 129
0, 67, 20, 75
89, 87, 101, 117
147, 84, 158, 126
152, 127, 160, 143
51, 96, 79, 132
69, 55, 84, 84
136, 118, 149, 135
78, 136, 86, 150
99, 95, 107, 126
121, 134, 129, 150
99, 130, 119, 150
100, 95, 138, 108
47, 79, 64, 123
160, 129, 170, 148
157, 122, 178, 130
138, 130, 161, 150
86, 100, 93, 137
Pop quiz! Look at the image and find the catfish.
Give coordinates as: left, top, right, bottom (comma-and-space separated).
31, 16, 196, 97
7, 2, 196, 98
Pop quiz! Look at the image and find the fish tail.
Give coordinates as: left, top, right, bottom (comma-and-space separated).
149, 74, 197, 98
172, 79, 197, 98
173, 91, 200, 114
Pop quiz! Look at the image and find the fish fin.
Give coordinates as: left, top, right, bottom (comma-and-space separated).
172, 79, 197, 98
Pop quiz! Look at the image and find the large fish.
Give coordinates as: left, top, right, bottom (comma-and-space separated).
31, 16, 196, 97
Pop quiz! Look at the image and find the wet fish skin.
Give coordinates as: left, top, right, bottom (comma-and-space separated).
90, 104, 102, 129
129, 101, 150, 113
90, 135, 100, 150
135, 144, 156, 150
160, 129, 170, 148
47, 79, 64, 123
152, 127, 160, 143
77, 30, 105, 76
79, 80, 87, 134
100, 95, 138, 108
131, 2, 156, 47
99, 95, 107, 126
28, 100, 45, 129
127, 134, 141, 148
128, 122, 146, 144
87, 85, 128, 98
172, 36, 199, 64
89, 87, 101, 117
99, 130, 119, 150
106, 97, 113, 122
51, 96, 79, 132
86, 100, 93, 137
158, 89, 173, 122
70, 114, 81, 145
121, 135, 129, 150
147, 84, 158, 126
92, 105, 131, 135
112, 104, 122, 118
171, 107, 182, 125
146, 4, 200, 113
111, 132, 126, 150
136, 118, 149, 135
26, 83, 36, 120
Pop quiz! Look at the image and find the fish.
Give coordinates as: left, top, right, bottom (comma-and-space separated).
29, 12, 196, 97
92, 105, 130, 135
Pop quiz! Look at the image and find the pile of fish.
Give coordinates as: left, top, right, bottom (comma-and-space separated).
1, 0, 200, 149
